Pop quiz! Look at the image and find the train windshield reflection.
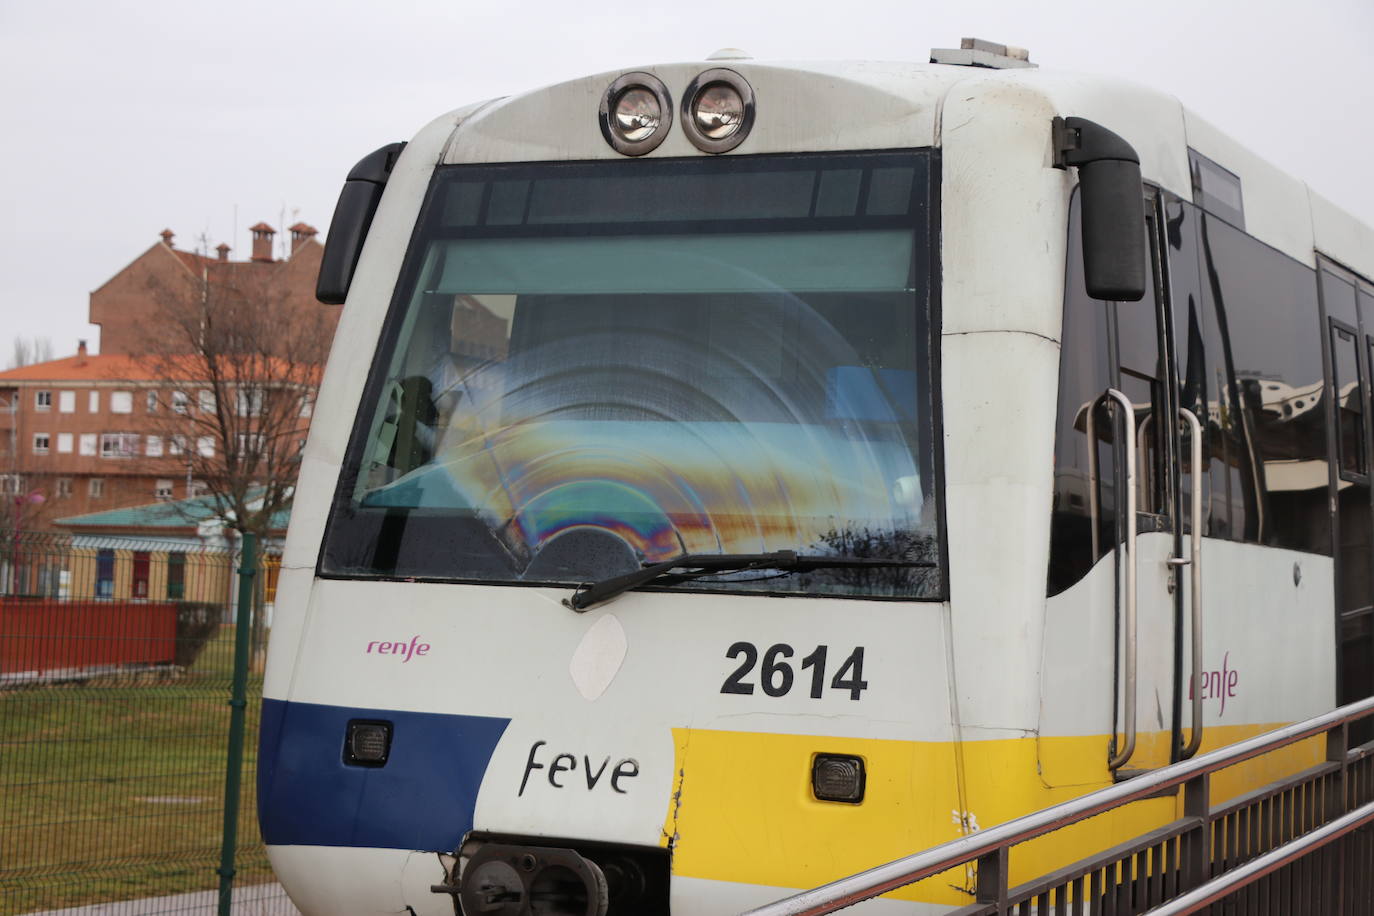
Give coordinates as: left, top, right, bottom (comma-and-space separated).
323, 152, 942, 600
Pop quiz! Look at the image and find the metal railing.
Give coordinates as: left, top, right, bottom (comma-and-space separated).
742, 696, 1374, 915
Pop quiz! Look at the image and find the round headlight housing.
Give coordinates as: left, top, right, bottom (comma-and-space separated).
599, 72, 672, 156
681, 68, 755, 154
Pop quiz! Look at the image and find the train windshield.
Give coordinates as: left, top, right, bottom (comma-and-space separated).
321, 151, 943, 600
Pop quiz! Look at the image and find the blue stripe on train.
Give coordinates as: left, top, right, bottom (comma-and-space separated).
257, 698, 510, 850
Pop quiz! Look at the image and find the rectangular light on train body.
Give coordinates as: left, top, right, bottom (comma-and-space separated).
344, 720, 393, 767
812, 754, 866, 803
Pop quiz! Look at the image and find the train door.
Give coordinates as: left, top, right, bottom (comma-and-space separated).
1044, 188, 1192, 781
1101, 189, 1189, 775
1319, 261, 1374, 731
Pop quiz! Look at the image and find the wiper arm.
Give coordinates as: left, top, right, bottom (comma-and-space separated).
563, 550, 934, 611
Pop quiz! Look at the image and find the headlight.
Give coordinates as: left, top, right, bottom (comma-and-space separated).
681, 68, 755, 153
599, 72, 672, 156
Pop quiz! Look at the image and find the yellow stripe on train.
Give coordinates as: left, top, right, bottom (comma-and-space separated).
662, 725, 1324, 905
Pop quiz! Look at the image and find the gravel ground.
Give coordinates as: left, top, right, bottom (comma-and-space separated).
21, 884, 300, 916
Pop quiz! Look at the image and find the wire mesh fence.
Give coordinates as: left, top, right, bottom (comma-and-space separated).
1, 530, 296, 916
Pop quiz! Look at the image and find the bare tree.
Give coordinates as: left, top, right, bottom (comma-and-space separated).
141, 262, 330, 540
7, 336, 54, 370
1, 478, 48, 595
137, 260, 330, 665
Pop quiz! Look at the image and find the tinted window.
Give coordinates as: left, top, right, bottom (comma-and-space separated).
1331, 322, 1366, 479
1049, 193, 1139, 595
1173, 202, 1328, 551
1188, 149, 1244, 229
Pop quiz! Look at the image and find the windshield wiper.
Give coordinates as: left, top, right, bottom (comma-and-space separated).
563, 550, 935, 611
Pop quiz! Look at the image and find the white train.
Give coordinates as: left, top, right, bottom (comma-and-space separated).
258, 40, 1374, 915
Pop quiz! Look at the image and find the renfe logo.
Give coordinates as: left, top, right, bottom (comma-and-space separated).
1188, 651, 1239, 717
366, 636, 431, 662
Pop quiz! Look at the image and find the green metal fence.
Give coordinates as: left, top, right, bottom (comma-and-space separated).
0, 530, 295, 915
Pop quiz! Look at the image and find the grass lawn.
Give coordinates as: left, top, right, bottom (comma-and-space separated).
1, 626, 281, 915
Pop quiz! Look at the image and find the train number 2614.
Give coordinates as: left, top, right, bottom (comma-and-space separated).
720, 642, 868, 700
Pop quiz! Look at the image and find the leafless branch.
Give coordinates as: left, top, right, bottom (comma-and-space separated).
137, 262, 329, 538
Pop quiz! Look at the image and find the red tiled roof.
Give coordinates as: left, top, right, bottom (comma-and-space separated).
0, 353, 153, 382
0, 352, 322, 384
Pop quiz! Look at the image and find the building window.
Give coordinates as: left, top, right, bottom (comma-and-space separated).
146, 435, 164, 457
96, 549, 115, 598
155, 479, 174, 499
237, 433, 264, 455
236, 387, 264, 417
111, 391, 133, 414
198, 390, 216, 414
88, 390, 99, 413
79, 433, 97, 456
56, 478, 72, 498
167, 553, 186, 600
0, 475, 19, 495
56, 432, 73, 454
89, 477, 105, 498
146, 390, 159, 412
35, 390, 52, 411
33, 433, 50, 455
189, 479, 208, 498
100, 433, 140, 458
172, 390, 189, 414
169, 435, 186, 456
299, 394, 314, 418
58, 390, 75, 413
132, 551, 150, 599
198, 436, 216, 457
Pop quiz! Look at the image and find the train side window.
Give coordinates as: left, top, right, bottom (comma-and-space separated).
1188, 149, 1244, 229
1322, 268, 1360, 325
1194, 209, 1329, 552
1166, 200, 1329, 551
1048, 193, 1127, 596
1369, 333, 1374, 442
1331, 322, 1367, 479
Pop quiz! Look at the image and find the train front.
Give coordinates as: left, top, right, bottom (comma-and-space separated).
259, 60, 965, 915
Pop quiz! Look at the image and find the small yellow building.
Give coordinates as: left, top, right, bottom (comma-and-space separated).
51, 494, 284, 606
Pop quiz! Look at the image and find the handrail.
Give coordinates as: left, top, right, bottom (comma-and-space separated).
1084, 388, 1139, 770
1174, 407, 1204, 759
739, 695, 1374, 916
1142, 801, 1374, 915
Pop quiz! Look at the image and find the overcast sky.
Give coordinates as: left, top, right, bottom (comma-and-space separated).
2, 0, 1370, 363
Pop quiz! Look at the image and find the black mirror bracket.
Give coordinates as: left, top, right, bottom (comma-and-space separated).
1052, 116, 1138, 171
1051, 116, 1147, 302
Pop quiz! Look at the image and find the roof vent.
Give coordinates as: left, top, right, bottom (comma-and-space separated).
930, 38, 1035, 70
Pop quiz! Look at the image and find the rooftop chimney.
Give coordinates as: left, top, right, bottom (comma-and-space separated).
288, 222, 318, 256
216, 242, 231, 262
76, 340, 88, 366
249, 222, 276, 262
160, 228, 175, 247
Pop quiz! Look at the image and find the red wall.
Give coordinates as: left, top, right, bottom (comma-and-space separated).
0, 598, 178, 679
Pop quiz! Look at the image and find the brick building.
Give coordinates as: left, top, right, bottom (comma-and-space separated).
0, 223, 332, 532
